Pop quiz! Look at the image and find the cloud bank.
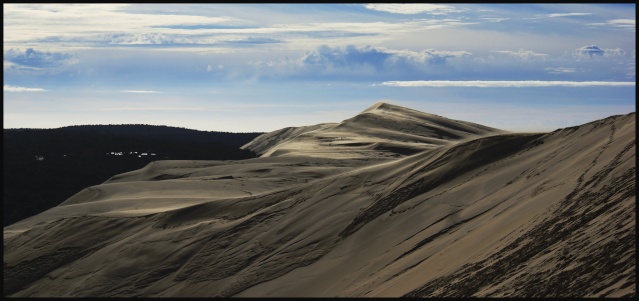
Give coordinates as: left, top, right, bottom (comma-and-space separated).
4, 85, 47, 92
363, 4, 459, 15
4, 48, 78, 70
545, 67, 577, 74
587, 19, 635, 31
377, 80, 635, 88
122, 90, 161, 93
545, 13, 592, 18
298, 45, 470, 71
574, 45, 625, 58
492, 49, 548, 60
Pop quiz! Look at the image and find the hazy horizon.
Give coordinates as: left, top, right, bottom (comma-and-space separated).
3, 3, 636, 133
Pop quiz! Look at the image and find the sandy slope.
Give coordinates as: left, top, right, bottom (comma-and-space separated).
242, 101, 507, 159
3, 103, 635, 297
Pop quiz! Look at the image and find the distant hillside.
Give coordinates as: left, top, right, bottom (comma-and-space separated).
3, 124, 263, 226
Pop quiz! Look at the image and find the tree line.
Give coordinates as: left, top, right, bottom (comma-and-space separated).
3, 124, 264, 226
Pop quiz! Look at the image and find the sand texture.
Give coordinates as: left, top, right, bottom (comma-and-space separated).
4, 102, 635, 297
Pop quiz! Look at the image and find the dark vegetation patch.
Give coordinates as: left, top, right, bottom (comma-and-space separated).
3, 125, 263, 226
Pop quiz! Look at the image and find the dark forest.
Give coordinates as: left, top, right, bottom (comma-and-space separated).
3, 124, 263, 226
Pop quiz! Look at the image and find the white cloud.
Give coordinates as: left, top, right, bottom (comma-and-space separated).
587, 19, 635, 31
2, 4, 244, 44
297, 45, 471, 74
99, 106, 229, 111
607, 19, 635, 26
363, 4, 459, 15
545, 67, 577, 74
545, 13, 592, 18
376, 80, 635, 88
3, 4, 499, 53
479, 17, 509, 23
122, 90, 160, 93
574, 45, 625, 58
4, 85, 47, 92
384, 48, 472, 63
492, 49, 548, 60
206, 63, 225, 72
4, 48, 79, 70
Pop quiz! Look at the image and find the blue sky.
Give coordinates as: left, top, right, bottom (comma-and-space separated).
3, 3, 635, 132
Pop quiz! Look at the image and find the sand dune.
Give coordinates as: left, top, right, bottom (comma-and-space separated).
242, 101, 507, 159
3, 102, 635, 297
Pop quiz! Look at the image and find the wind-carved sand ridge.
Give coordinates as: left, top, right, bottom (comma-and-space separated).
242, 102, 506, 159
3, 102, 635, 297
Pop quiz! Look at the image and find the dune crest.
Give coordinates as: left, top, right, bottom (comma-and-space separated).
3, 103, 635, 298
242, 101, 507, 159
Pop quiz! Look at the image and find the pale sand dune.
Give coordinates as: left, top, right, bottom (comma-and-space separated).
242, 101, 507, 159
4, 156, 374, 238
3, 103, 635, 297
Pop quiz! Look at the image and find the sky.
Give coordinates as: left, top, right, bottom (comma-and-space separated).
3, 3, 636, 133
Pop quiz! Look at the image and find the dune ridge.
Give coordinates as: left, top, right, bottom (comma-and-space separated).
3, 103, 635, 297
242, 101, 507, 159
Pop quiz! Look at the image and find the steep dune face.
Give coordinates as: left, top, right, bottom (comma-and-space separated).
3, 103, 635, 298
240, 123, 336, 156
242, 102, 507, 159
